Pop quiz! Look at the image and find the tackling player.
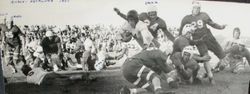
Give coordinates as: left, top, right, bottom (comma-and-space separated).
171, 46, 201, 84
220, 41, 250, 73
172, 25, 213, 84
120, 47, 177, 94
179, 1, 227, 72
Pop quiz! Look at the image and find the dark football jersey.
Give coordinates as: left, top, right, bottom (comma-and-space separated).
172, 36, 190, 53
180, 12, 215, 40
41, 36, 61, 54
139, 12, 174, 41
131, 49, 172, 73
225, 45, 250, 63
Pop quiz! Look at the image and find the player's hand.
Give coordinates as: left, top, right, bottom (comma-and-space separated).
113, 8, 120, 14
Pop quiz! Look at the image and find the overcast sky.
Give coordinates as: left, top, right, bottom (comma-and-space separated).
0, 0, 250, 38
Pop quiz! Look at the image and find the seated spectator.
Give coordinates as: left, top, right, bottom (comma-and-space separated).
82, 35, 97, 71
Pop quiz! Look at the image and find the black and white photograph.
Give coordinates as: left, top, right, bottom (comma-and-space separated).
1, 0, 250, 94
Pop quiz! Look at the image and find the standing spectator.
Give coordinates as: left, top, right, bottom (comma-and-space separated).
40, 30, 63, 71
3, 19, 24, 73
82, 34, 96, 71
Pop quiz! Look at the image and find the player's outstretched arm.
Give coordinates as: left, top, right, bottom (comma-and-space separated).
113, 8, 127, 21
207, 21, 226, 30
206, 14, 226, 30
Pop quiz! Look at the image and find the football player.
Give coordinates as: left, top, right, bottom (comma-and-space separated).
179, 1, 227, 83
114, 5, 174, 47
120, 10, 154, 50
120, 46, 177, 94
171, 46, 201, 84
172, 25, 213, 84
179, 1, 227, 64
117, 29, 143, 59
219, 39, 250, 74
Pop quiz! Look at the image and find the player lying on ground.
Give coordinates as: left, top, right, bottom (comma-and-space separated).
217, 27, 250, 73
179, 1, 227, 77
120, 47, 177, 94
215, 27, 249, 73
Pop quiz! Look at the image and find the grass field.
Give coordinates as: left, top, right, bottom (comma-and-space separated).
3, 55, 250, 94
